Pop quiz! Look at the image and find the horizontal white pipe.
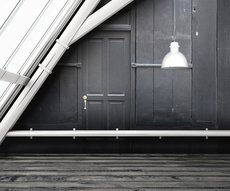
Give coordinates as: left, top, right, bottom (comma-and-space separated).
6, 130, 230, 138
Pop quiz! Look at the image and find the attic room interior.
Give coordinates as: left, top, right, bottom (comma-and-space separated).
0, 0, 230, 190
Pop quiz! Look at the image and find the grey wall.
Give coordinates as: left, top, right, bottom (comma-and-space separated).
192, 0, 217, 129
135, 0, 192, 129
1, 0, 230, 153
217, 0, 230, 130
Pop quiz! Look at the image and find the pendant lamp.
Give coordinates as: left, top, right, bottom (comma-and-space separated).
161, 0, 188, 69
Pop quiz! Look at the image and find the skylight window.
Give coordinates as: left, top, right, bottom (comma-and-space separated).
0, 0, 82, 118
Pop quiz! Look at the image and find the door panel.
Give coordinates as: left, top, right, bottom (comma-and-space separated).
86, 39, 104, 94
108, 101, 126, 130
108, 38, 128, 94
80, 32, 130, 130
86, 101, 105, 130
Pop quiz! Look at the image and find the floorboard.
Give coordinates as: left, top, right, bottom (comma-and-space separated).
0, 154, 230, 190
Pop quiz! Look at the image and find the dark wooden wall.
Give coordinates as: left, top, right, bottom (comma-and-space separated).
217, 0, 230, 130
192, 0, 217, 129
135, 0, 192, 129
1, 0, 230, 153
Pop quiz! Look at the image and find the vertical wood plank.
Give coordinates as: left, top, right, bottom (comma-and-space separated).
192, 0, 217, 128
217, 0, 230, 129
135, 0, 154, 126
130, 3, 136, 128
173, 70, 192, 123
153, 0, 173, 124
175, 0, 192, 62
173, 0, 192, 124
59, 67, 78, 125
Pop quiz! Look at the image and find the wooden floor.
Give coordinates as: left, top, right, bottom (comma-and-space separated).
0, 154, 230, 190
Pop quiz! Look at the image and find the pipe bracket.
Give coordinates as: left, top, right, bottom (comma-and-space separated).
30, 128, 33, 140
116, 128, 119, 140
56, 39, 69, 50
73, 128, 76, 140
38, 64, 52, 75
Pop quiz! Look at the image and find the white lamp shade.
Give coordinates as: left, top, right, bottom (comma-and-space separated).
161, 42, 188, 69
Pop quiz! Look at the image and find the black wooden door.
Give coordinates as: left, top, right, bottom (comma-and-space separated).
79, 31, 130, 130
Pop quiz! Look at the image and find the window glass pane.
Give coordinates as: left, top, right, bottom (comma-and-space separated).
7, 0, 70, 73
0, 0, 50, 68
0, 0, 79, 117
0, 0, 21, 30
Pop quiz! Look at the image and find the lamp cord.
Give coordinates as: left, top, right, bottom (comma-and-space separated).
172, 0, 176, 41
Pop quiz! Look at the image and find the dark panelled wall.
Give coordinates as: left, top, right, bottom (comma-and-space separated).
135, 0, 192, 129
1, 0, 230, 153
218, 0, 230, 130
192, 0, 217, 129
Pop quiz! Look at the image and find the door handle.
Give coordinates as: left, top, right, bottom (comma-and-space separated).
83, 95, 87, 110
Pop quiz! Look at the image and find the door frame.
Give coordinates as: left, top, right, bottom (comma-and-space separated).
76, 4, 136, 130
